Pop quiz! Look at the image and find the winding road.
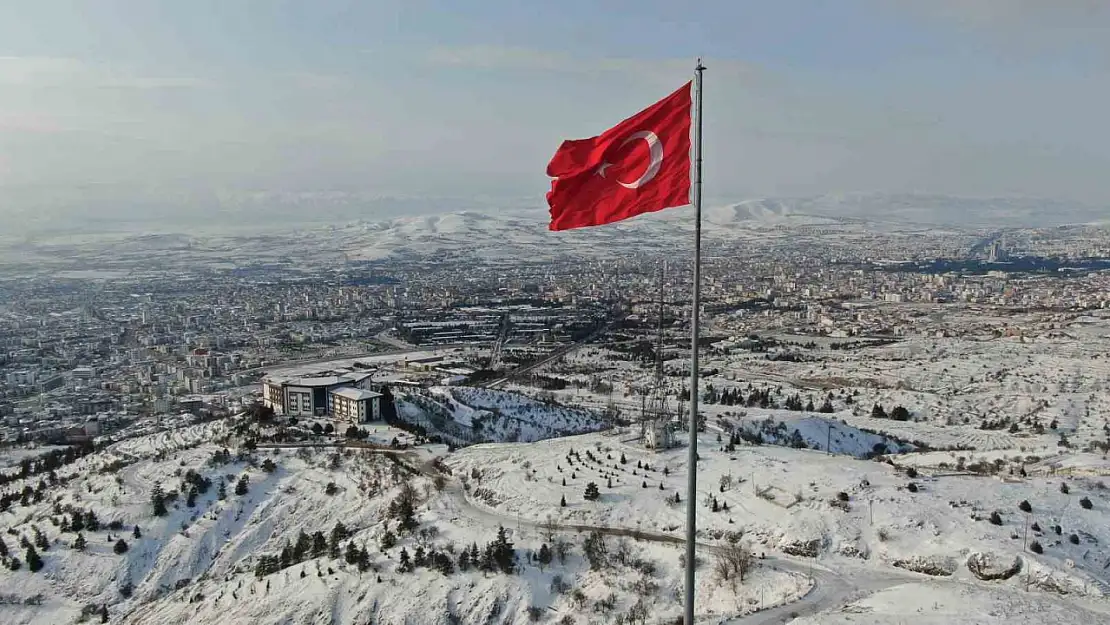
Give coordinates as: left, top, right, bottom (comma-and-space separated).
419, 457, 908, 624
255, 439, 911, 622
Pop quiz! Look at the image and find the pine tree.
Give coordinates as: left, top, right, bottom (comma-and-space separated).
357, 547, 371, 572
537, 543, 552, 569
254, 554, 277, 578
33, 526, 48, 551
413, 545, 426, 567
379, 530, 397, 551
560, 494, 566, 507
493, 526, 515, 574
25, 545, 43, 572
186, 485, 198, 508
132, 525, 142, 539
311, 531, 327, 558
0, 536, 7, 558
113, 538, 129, 554
434, 552, 454, 575
100, 605, 109, 624
85, 510, 100, 531
398, 547, 412, 573
71, 512, 84, 533
328, 523, 348, 559
606, 477, 612, 489
458, 549, 470, 572
294, 531, 312, 561
151, 483, 167, 517
235, 475, 249, 496
584, 482, 600, 501
217, 480, 227, 500
345, 542, 360, 565
479, 543, 496, 572
281, 542, 294, 570
8, 557, 21, 571
73, 533, 87, 551
619, 453, 627, 464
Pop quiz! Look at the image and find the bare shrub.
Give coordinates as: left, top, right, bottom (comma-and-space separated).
713, 541, 753, 583
550, 575, 571, 595
540, 517, 558, 543
593, 593, 617, 613
554, 539, 571, 564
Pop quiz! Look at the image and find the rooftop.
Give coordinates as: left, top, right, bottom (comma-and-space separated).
330, 387, 382, 401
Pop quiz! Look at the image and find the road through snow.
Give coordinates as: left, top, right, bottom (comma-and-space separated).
426, 466, 911, 624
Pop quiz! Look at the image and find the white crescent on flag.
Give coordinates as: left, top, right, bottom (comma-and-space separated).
617, 130, 664, 190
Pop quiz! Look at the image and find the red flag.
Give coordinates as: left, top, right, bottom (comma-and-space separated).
547, 82, 692, 231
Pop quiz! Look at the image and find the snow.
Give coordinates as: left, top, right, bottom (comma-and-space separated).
397, 386, 607, 444
445, 431, 1110, 601
5, 321, 1110, 625
790, 580, 1110, 625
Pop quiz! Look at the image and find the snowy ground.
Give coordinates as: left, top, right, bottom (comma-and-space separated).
446, 431, 1110, 604
6, 305, 1110, 625
790, 580, 1110, 625
3, 418, 813, 625
397, 386, 607, 444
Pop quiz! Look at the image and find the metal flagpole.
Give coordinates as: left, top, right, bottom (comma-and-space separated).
684, 58, 705, 625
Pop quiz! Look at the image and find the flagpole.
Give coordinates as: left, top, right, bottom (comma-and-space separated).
684, 58, 705, 625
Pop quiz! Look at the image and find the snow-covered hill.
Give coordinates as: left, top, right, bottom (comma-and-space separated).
3, 410, 1109, 625
397, 386, 607, 444
446, 431, 1110, 602
722, 414, 916, 458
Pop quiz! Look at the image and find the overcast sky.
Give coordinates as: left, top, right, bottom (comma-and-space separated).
2, 0, 1110, 212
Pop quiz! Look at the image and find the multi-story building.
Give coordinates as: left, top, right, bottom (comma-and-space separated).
330, 387, 382, 423
261, 371, 375, 418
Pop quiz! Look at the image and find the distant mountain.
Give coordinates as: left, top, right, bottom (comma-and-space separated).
5, 188, 1104, 253
787, 193, 1108, 228
327, 192, 1109, 261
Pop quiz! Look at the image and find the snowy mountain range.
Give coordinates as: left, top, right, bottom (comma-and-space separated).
327, 193, 1106, 262
3, 190, 1105, 245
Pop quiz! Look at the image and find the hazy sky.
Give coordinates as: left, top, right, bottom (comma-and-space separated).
2, 0, 1110, 209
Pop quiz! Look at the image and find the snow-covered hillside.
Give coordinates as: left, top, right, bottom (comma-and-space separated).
397, 386, 607, 444
446, 431, 1110, 603
3, 409, 1109, 625
721, 414, 915, 458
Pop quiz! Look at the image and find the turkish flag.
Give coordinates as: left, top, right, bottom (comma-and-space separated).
547, 82, 692, 231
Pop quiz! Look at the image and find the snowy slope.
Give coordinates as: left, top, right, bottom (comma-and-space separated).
397, 386, 607, 443
446, 431, 1110, 599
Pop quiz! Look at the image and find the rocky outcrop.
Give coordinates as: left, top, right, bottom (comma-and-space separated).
967, 552, 1023, 581
892, 555, 958, 577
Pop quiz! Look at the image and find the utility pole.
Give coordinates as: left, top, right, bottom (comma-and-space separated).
1023, 512, 1030, 551
826, 422, 832, 455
